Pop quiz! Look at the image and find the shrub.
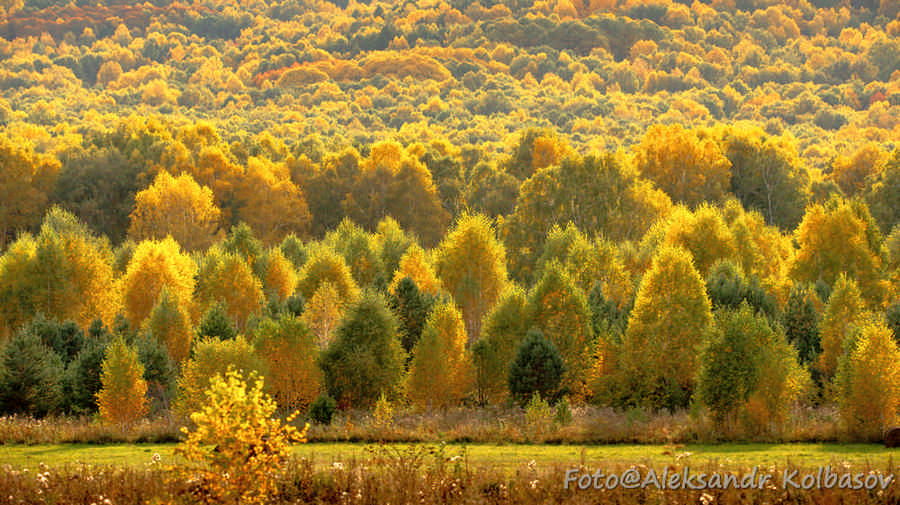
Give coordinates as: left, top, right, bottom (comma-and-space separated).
172, 368, 308, 504
309, 394, 337, 425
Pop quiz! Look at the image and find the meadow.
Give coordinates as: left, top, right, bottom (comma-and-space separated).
3, 441, 900, 504
1, 441, 898, 471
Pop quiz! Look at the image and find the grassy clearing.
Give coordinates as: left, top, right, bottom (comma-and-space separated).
2, 442, 896, 472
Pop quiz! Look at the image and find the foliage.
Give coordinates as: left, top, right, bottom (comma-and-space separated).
620, 245, 713, 411
175, 336, 267, 416
122, 236, 196, 328
58, 339, 107, 415
320, 290, 406, 407
143, 288, 192, 366
96, 338, 148, 428
296, 245, 360, 302
408, 301, 472, 409
435, 213, 508, 343
836, 321, 900, 441
251, 316, 322, 413
633, 124, 731, 207
476, 286, 530, 404
128, 171, 222, 251
308, 394, 337, 425
196, 302, 237, 341
173, 369, 308, 505
697, 304, 807, 434
388, 276, 435, 356
0, 330, 63, 417
818, 275, 868, 381
195, 247, 264, 331
525, 261, 593, 399
508, 328, 565, 407
783, 283, 822, 365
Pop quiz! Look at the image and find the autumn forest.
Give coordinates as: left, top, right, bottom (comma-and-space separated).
2, 0, 900, 444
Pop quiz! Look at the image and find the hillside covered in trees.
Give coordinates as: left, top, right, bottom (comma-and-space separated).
2, 0, 900, 440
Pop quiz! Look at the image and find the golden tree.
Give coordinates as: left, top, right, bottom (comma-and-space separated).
388, 244, 442, 297
128, 170, 222, 251
175, 336, 268, 417
196, 248, 264, 331
261, 248, 298, 303
660, 204, 738, 277
122, 237, 196, 327
837, 321, 900, 440
173, 369, 308, 505
296, 245, 360, 302
526, 261, 593, 399
633, 124, 731, 207
434, 213, 509, 343
252, 316, 322, 412
236, 157, 311, 245
143, 287, 193, 366
790, 198, 888, 304
301, 281, 345, 349
818, 275, 868, 380
620, 245, 713, 410
408, 302, 473, 409
0, 134, 58, 249
96, 338, 148, 428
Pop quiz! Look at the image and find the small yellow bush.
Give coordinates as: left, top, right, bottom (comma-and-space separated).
171, 368, 307, 504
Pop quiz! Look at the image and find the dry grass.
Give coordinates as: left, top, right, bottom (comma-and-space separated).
0, 404, 848, 447
0, 415, 183, 445
304, 404, 845, 445
2, 447, 899, 504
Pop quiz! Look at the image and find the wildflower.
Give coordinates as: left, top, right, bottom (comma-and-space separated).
332, 462, 344, 471
529, 479, 539, 489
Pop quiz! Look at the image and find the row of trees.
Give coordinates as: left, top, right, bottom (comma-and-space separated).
2, 197, 900, 439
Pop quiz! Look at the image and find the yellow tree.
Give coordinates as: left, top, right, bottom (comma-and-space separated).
236, 157, 311, 245
260, 249, 298, 304
96, 338, 148, 428
0, 208, 118, 333
343, 141, 449, 246
301, 282, 345, 349
0, 134, 58, 249
175, 336, 268, 417
128, 171, 222, 251
620, 245, 713, 410
122, 237, 196, 327
660, 204, 738, 277
837, 321, 900, 441
389, 244, 442, 297
252, 316, 322, 413
633, 124, 731, 207
434, 214, 508, 344
474, 286, 529, 404
196, 248, 264, 331
173, 369, 307, 505
296, 245, 360, 302
831, 143, 888, 197
408, 302, 473, 409
143, 288, 193, 366
790, 198, 888, 304
818, 275, 868, 381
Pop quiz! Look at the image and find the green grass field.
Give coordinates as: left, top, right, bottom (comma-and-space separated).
1, 443, 897, 472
